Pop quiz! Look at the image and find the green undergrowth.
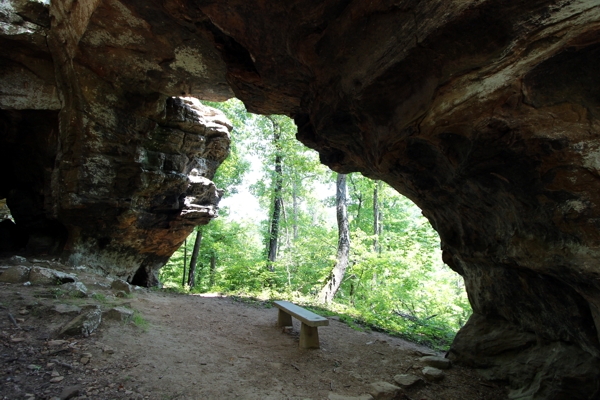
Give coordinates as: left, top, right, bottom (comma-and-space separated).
132, 311, 149, 332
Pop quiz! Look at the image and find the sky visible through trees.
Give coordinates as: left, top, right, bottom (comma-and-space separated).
160, 99, 472, 349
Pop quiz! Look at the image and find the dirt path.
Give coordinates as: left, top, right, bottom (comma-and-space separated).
0, 260, 507, 399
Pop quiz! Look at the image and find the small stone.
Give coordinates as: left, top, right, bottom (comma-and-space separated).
19, 309, 30, 315
48, 340, 68, 346
10, 337, 26, 342
329, 394, 374, 400
82, 352, 93, 358
80, 357, 90, 365
422, 366, 445, 381
368, 381, 401, 399
419, 355, 451, 370
47, 363, 55, 368
16, 318, 25, 323
52, 370, 61, 377
50, 376, 65, 383
103, 346, 115, 354
59, 385, 83, 399
393, 374, 423, 388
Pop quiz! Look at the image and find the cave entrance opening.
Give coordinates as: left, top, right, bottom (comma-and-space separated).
0, 197, 26, 254
157, 98, 471, 349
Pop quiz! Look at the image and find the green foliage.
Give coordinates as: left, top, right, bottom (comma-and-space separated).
91, 293, 108, 304
162, 102, 472, 350
132, 311, 149, 331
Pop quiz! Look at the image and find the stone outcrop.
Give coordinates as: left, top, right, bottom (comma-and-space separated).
1, 0, 600, 397
1, 0, 232, 285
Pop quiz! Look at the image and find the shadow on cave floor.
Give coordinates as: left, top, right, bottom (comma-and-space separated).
0, 257, 507, 400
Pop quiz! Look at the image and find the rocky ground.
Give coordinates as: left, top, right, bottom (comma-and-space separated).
0, 256, 508, 400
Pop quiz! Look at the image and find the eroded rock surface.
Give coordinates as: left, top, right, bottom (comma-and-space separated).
1, 0, 232, 285
1, 0, 600, 397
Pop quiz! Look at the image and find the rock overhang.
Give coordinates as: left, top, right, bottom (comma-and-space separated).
1, 0, 600, 397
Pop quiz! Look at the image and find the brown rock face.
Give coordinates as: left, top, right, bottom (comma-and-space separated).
2, 0, 600, 397
1, 0, 232, 285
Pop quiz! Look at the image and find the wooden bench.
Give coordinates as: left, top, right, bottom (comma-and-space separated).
273, 300, 329, 349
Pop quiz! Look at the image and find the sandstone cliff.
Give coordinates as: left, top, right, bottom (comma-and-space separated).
1, 0, 599, 398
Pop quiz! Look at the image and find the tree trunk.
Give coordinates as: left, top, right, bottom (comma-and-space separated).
292, 180, 299, 240
319, 173, 350, 303
373, 180, 379, 252
373, 180, 383, 252
187, 228, 202, 287
349, 175, 362, 222
209, 253, 216, 286
267, 117, 283, 272
182, 238, 187, 287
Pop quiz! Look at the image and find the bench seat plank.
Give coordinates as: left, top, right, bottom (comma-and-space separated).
273, 301, 329, 327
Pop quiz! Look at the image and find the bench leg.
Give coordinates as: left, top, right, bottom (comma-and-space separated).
299, 322, 320, 349
277, 309, 293, 327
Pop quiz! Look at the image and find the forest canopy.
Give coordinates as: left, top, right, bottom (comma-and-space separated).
160, 99, 471, 349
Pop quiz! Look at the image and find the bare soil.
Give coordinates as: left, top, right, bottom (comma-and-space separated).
0, 260, 508, 400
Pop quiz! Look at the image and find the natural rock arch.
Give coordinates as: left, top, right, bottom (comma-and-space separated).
1, 0, 600, 397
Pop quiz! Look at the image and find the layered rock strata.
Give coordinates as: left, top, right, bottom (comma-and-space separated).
1, 0, 231, 285
1, 0, 600, 397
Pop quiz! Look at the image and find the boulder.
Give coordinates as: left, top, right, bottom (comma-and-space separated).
0, 265, 30, 283
111, 279, 132, 294
29, 267, 75, 285
419, 356, 451, 370
58, 306, 102, 337
422, 367, 444, 382
368, 382, 401, 400
60, 282, 88, 298
104, 307, 134, 322
393, 374, 423, 388
8, 255, 27, 265
51, 304, 82, 316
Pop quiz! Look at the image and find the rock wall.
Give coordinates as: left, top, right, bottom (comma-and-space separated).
1, 0, 600, 397
1, 0, 232, 285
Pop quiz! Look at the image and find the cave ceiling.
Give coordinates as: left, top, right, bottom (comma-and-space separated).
1, 0, 600, 398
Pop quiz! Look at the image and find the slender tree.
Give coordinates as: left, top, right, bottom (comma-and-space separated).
182, 238, 187, 287
373, 180, 383, 252
209, 253, 216, 287
266, 116, 283, 271
319, 173, 350, 303
292, 180, 299, 240
188, 228, 202, 287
